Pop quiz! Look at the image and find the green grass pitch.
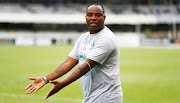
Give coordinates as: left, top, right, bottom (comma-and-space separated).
0, 45, 180, 103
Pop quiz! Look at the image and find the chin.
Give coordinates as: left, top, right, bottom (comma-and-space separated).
90, 28, 100, 33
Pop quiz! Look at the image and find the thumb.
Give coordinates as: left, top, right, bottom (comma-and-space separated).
28, 77, 36, 80
49, 81, 57, 84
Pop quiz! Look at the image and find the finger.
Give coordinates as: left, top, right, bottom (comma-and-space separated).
45, 91, 51, 100
26, 87, 34, 94
28, 77, 36, 80
45, 90, 54, 100
33, 88, 39, 93
45, 95, 49, 100
28, 87, 36, 94
45, 86, 56, 100
45, 81, 62, 100
45, 93, 52, 100
25, 84, 32, 90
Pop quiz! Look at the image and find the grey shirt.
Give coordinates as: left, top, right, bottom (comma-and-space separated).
69, 26, 123, 103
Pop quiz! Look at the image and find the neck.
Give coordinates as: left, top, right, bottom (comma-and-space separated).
89, 26, 105, 34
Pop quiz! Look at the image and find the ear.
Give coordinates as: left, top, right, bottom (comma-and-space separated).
104, 15, 106, 20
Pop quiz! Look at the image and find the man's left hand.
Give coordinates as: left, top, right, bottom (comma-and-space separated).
45, 81, 64, 99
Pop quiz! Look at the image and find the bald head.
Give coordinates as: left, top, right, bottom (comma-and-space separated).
85, 4, 106, 34
86, 4, 105, 14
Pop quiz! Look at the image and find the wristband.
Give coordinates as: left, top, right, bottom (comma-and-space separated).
43, 76, 48, 84
84, 61, 92, 70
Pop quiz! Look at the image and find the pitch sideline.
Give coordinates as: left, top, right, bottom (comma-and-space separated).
0, 92, 82, 102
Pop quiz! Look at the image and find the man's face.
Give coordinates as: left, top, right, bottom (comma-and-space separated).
86, 5, 106, 34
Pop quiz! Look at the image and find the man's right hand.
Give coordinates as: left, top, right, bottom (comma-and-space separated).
25, 77, 46, 94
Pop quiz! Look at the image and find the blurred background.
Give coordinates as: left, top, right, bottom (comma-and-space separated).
0, 0, 180, 47
0, 1, 180, 103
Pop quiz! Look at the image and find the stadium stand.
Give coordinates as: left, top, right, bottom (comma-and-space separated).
0, 0, 180, 47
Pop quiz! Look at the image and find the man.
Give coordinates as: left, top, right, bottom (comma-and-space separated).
25, 4, 123, 103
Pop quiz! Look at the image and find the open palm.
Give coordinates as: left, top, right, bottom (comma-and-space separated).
25, 77, 46, 94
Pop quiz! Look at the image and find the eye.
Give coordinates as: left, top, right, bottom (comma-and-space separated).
96, 13, 102, 17
87, 13, 92, 17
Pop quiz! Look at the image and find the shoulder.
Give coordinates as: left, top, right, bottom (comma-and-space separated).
96, 27, 115, 38
94, 27, 119, 48
77, 32, 89, 41
79, 32, 88, 38
96, 27, 117, 43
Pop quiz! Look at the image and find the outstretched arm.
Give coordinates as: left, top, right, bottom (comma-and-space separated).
45, 56, 78, 81
45, 58, 96, 99
25, 56, 78, 94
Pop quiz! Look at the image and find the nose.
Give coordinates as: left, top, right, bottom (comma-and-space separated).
91, 15, 96, 20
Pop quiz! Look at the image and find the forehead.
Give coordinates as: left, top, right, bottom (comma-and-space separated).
86, 5, 104, 14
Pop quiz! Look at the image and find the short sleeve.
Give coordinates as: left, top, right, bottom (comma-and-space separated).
68, 37, 81, 60
86, 38, 115, 64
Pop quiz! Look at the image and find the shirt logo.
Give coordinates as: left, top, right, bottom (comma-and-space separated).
80, 55, 86, 60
